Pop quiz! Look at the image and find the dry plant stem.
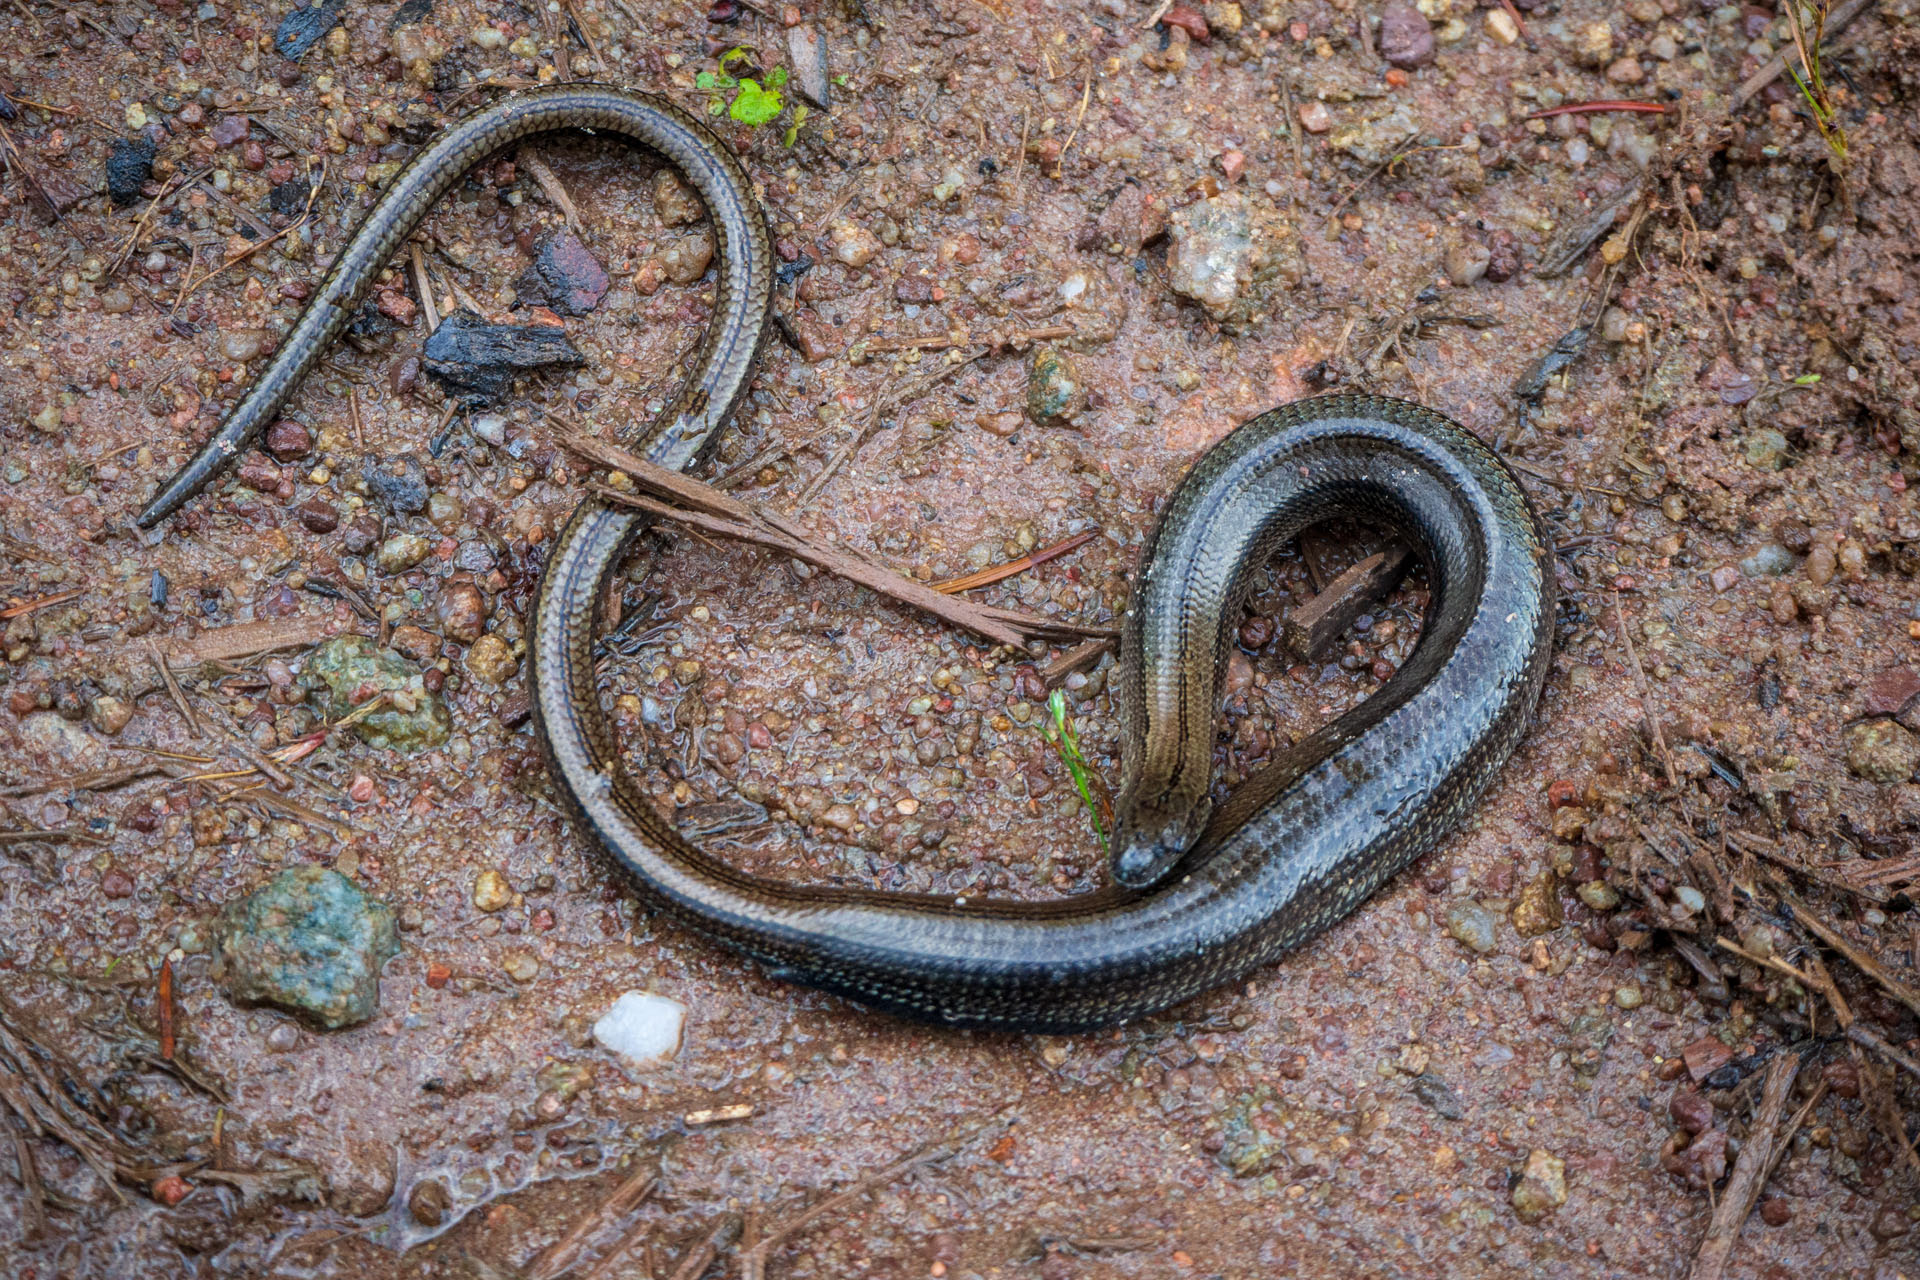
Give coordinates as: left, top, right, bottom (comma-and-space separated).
1612, 593, 1679, 789
0, 763, 173, 798
410, 242, 441, 335
519, 146, 581, 228
0, 998, 138, 1200
932, 530, 1098, 594
664, 1212, 742, 1280
528, 1168, 655, 1280
1858, 1051, 1920, 1176
563, 436, 1096, 646
1688, 1053, 1800, 1280
1526, 101, 1666, 118
1059, 65, 1094, 165
794, 352, 984, 508
1784, 891, 1920, 1018
1712, 936, 1852, 1024
1040, 637, 1115, 682
856, 322, 1074, 358
10, 1123, 48, 1241
172, 164, 323, 309
0, 589, 81, 619
150, 642, 200, 736
166, 613, 344, 665
739, 1117, 1007, 1280
590, 485, 1031, 648
1847, 1023, 1920, 1084
1732, 0, 1876, 109
1764, 1081, 1826, 1183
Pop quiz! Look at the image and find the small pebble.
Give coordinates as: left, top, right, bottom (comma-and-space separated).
472, 869, 513, 912
828, 219, 881, 267
465, 634, 518, 686
1444, 239, 1490, 287
592, 992, 686, 1065
375, 534, 431, 575
1445, 899, 1499, 953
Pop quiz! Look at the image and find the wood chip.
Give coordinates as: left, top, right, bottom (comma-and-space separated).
683, 1103, 755, 1126
167, 613, 345, 666
1282, 544, 1413, 661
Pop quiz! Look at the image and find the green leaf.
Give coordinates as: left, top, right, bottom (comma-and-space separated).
729, 79, 784, 126
718, 46, 754, 74
1793, 372, 1822, 386
783, 102, 809, 147
766, 66, 788, 89
1041, 689, 1108, 852
695, 71, 719, 89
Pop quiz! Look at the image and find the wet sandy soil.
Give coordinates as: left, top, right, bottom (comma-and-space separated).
2, 0, 1919, 1275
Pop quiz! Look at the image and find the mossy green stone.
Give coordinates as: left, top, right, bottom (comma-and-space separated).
301, 635, 450, 751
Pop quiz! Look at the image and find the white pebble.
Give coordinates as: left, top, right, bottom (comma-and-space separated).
471, 413, 508, 446
592, 992, 686, 1065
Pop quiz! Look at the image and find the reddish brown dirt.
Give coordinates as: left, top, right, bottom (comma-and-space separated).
2, 0, 1919, 1276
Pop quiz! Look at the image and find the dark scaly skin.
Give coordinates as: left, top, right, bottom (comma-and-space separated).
537, 394, 1554, 1032
131, 86, 1553, 1034
134, 86, 768, 528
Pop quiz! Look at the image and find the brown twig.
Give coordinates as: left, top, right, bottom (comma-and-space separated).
0, 762, 174, 798
851, 322, 1075, 361
562, 0, 606, 71
593, 486, 1023, 648
197, 178, 274, 241
164, 613, 345, 666
1847, 1023, 1920, 1084
156, 958, 178, 1062
1713, 935, 1852, 1025
794, 351, 984, 508
664, 1212, 742, 1280
1687, 1053, 1800, 1280
1283, 545, 1413, 661
932, 530, 1098, 594
1612, 593, 1678, 790
108, 168, 208, 275
410, 242, 441, 336
519, 147, 581, 229
150, 641, 200, 736
172, 162, 324, 311
564, 437, 1104, 648
1784, 890, 1920, 1019
9, 1122, 49, 1241
1496, 0, 1529, 38
529, 1166, 655, 1280
1731, 0, 1874, 110
1325, 134, 1424, 217
0, 589, 81, 620
0, 829, 111, 847
740, 1115, 1010, 1280
1058, 64, 1095, 168
1526, 101, 1667, 119
1038, 637, 1114, 683
203, 701, 295, 791
347, 386, 366, 449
